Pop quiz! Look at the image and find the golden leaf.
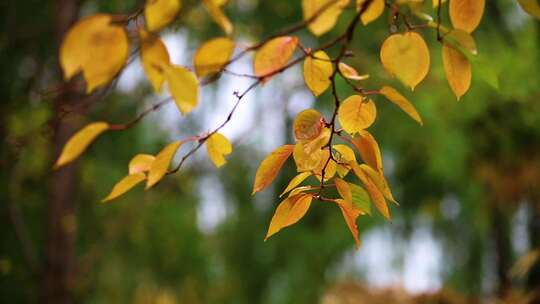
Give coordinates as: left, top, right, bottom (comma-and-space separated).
145, 0, 181, 32
206, 133, 233, 168
442, 44, 471, 100
265, 194, 313, 240
359, 164, 397, 204
293, 109, 324, 141
335, 198, 362, 247
60, 14, 128, 93
380, 85, 423, 125
351, 163, 390, 219
338, 95, 377, 135
449, 0, 485, 33
517, 0, 540, 19
252, 145, 294, 194
139, 30, 170, 93
432, 0, 448, 8
313, 149, 337, 181
380, 31, 430, 90
129, 154, 156, 175
351, 130, 383, 174
357, 0, 385, 25
201, 0, 234, 35
444, 29, 477, 56
280, 172, 312, 197
163, 65, 199, 115
54, 122, 109, 169
102, 173, 146, 203
303, 50, 333, 96
338, 62, 370, 81
302, 0, 350, 36
333, 144, 357, 177
193, 37, 235, 77
335, 178, 352, 202
253, 36, 298, 81
146, 141, 182, 189
294, 142, 324, 172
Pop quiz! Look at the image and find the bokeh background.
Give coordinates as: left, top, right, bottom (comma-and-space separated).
1, 0, 540, 303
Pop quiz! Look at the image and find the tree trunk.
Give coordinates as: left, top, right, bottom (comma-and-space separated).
41, 1, 80, 303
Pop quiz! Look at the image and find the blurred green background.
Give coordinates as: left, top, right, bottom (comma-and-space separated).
1, 0, 540, 303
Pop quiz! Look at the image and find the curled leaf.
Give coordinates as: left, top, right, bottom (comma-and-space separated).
253, 145, 294, 194
102, 173, 146, 203
265, 194, 313, 240
293, 109, 324, 141
54, 122, 109, 169
338, 95, 377, 135
380, 85, 423, 125
194, 37, 235, 77
146, 141, 182, 189
303, 50, 333, 96
339, 62, 369, 81
206, 133, 233, 168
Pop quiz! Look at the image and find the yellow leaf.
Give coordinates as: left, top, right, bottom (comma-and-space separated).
293, 109, 324, 141
201, 0, 234, 35
60, 14, 128, 93
146, 141, 182, 189
335, 178, 352, 202
253, 36, 298, 81
442, 44, 471, 100
335, 198, 362, 247
380, 86, 423, 125
288, 186, 317, 197
338, 62, 369, 81
432, 0, 447, 8
300, 127, 331, 154
129, 154, 156, 175
357, 0, 385, 25
265, 194, 313, 240
303, 50, 333, 96
351, 130, 383, 174
145, 0, 181, 32
338, 95, 377, 135
294, 142, 324, 172
444, 29, 477, 56
302, 0, 350, 36
253, 145, 294, 194
163, 65, 199, 115
380, 31, 430, 90
139, 30, 170, 92
213, 0, 228, 6
102, 173, 146, 203
449, 0, 485, 33
351, 163, 390, 219
313, 149, 337, 181
280, 172, 312, 197
359, 164, 397, 204
206, 133, 232, 168
193, 37, 235, 77
333, 144, 356, 177
54, 122, 109, 169
517, 0, 540, 19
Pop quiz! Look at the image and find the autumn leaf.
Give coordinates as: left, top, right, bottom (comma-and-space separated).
443, 29, 477, 56
201, 0, 233, 35
357, 0, 385, 25
333, 144, 357, 177
163, 65, 199, 115
338, 62, 369, 81
338, 95, 377, 135
302, 0, 349, 36
129, 154, 156, 175
253, 145, 294, 194
193, 37, 235, 77
253, 36, 298, 81
145, 0, 182, 32
293, 109, 324, 141
517, 0, 540, 19
349, 183, 371, 215
313, 149, 337, 181
442, 44, 472, 100
303, 50, 333, 96
380, 85, 423, 125
54, 122, 109, 169
335, 178, 352, 202
351, 130, 383, 174
351, 163, 390, 219
139, 30, 170, 93
294, 142, 324, 172
335, 199, 362, 247
146, 141, 182, 189
449, 0, 485, 33
206, 133, 232, 168
280, 172, 312, 197
102, 173, 146, 203
60, 14, 128, 93
380, 31, 430, 90
359, 164, 397, 204
265, 194, 313, 240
